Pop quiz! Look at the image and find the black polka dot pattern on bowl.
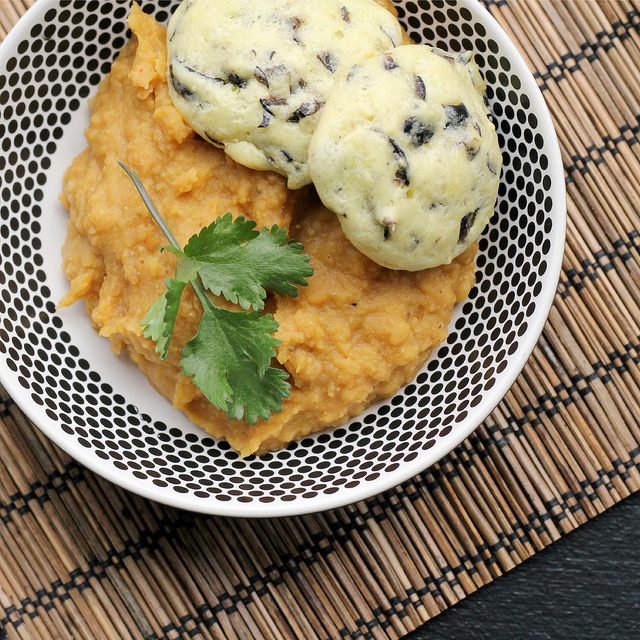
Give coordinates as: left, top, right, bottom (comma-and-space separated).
0, 0, 564, 515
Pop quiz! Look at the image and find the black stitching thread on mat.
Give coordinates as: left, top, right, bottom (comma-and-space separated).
562, 118, 640, 186
147, 599, 384, 640
0, 607, 22, 633
0, 493, 436, 637
1, 357, 639, 627
6, 420, 630, 633
0, 395, 15, 419
482, 0, 509, 8
347, 500, 460, 593
559, 253, 612, 295
0, 505, 418, 638
410, 468, 549, 541
432, 412, 634, 524
528, 17, 640, 92
483, 4, 640, 80
373, 486, 490, 578
612, 346, 640, 367
482, 407, 632, 497
412, 469, 563, 556
1, 448, 637, 636
0, 555, 251, 639
484, 411, 635, 499
1, 341, 637, 630
0, 462, 85, 524
367, 491, 468, 585
325, 504, 447, 600
564, 122, 640, 179
433, 444, 571, 534
557, 231, 640, 297
484, 1, 640, 185
539, 344, 640, 400
146, 607, 249, 640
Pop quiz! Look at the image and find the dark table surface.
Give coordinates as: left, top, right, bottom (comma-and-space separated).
406, 490, 640, 639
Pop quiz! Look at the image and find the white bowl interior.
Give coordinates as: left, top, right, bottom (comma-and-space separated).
0, 0, 565, 516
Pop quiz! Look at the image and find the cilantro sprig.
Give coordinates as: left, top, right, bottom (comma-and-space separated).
119, 162, 313, 424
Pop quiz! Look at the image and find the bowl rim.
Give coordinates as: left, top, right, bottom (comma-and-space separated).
0, 0, 566, 517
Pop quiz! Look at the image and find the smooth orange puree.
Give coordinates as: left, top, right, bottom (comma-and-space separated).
59, 5, 477, 457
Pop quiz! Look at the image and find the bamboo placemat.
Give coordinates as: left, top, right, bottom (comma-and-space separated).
2, 0, 640, 638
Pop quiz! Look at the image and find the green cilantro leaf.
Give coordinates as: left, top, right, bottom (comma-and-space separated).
181, 295, 290, 422
141, 254, 200, 359
142, 278, 187, 359
183, 213, 314, 311
119, 161, 313, 424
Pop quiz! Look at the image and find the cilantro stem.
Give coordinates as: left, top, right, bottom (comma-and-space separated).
190, 277, 213, 309
118, 162, 181, 251
119, 162, 212, 306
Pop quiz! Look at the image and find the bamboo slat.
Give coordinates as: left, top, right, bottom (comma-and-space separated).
2, 1, 640, 638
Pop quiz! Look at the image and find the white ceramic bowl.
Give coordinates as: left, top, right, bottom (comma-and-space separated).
0, 0, 565, 516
